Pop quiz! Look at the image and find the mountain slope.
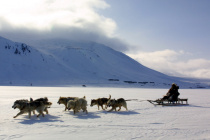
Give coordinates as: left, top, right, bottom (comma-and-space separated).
0, 36, 202, 88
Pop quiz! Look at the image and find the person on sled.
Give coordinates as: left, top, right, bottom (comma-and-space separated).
163, 83, 180, 103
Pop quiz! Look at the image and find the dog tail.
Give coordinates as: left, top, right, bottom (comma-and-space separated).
83, 96, 86, 99
108, 94, 111, 100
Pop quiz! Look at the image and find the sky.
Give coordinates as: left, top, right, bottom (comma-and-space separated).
0, 0, 210, 79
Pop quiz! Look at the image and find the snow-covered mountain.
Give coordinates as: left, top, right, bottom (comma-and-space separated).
0, 36, 206, 88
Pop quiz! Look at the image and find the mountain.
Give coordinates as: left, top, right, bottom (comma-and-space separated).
0, 36, 207, 88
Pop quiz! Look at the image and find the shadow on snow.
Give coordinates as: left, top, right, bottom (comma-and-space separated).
100, 110, 140, 115
66, 109, 140, 119
188, 104, 210, 108
67, 111, 101, 119
18, 114, 63, 124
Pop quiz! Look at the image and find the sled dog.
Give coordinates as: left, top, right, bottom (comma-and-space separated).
67, 97, 88, 114
12, 99, 36, 115
107, 98, 128, 112
12, 100, 46, 118
30, 97, 52, 114
57, 96, 85, 111
12, 99, 30, 110
90, 95, 111, 110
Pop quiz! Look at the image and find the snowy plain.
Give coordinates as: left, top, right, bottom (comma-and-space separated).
1, 86, 210, 140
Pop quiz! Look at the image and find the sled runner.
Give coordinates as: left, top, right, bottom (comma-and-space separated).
147, 98, 188, 106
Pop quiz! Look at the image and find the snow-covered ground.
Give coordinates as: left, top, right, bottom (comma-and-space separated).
1, 86, 210, 140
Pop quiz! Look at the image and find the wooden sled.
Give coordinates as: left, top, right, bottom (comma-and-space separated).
147, 98, 188, 106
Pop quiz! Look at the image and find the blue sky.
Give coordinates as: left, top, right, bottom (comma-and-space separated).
99, 0, 210, 78
0, 0, 209, 79
99, 0, 210, 58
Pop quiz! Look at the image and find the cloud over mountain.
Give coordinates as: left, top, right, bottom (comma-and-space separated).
0, 0, 129, 51
128, 50, 210, 79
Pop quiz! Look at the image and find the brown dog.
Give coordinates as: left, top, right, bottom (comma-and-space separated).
67, 98, 88, 114
90, 95, 111, 110
57, 96, 85, 111
12, 99, 36, 115
107, 98, 128, 112
30, 97, 52, 114
12, 100, 46, 118
57, 97, 78, 111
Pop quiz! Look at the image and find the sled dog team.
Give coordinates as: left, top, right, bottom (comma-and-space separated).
12, 95, 128, 118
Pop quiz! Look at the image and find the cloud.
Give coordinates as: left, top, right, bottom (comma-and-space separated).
127, 50, 210, 79
2, 0, 208, 80
0, 0, 129, 51
0, 0, 111, 32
